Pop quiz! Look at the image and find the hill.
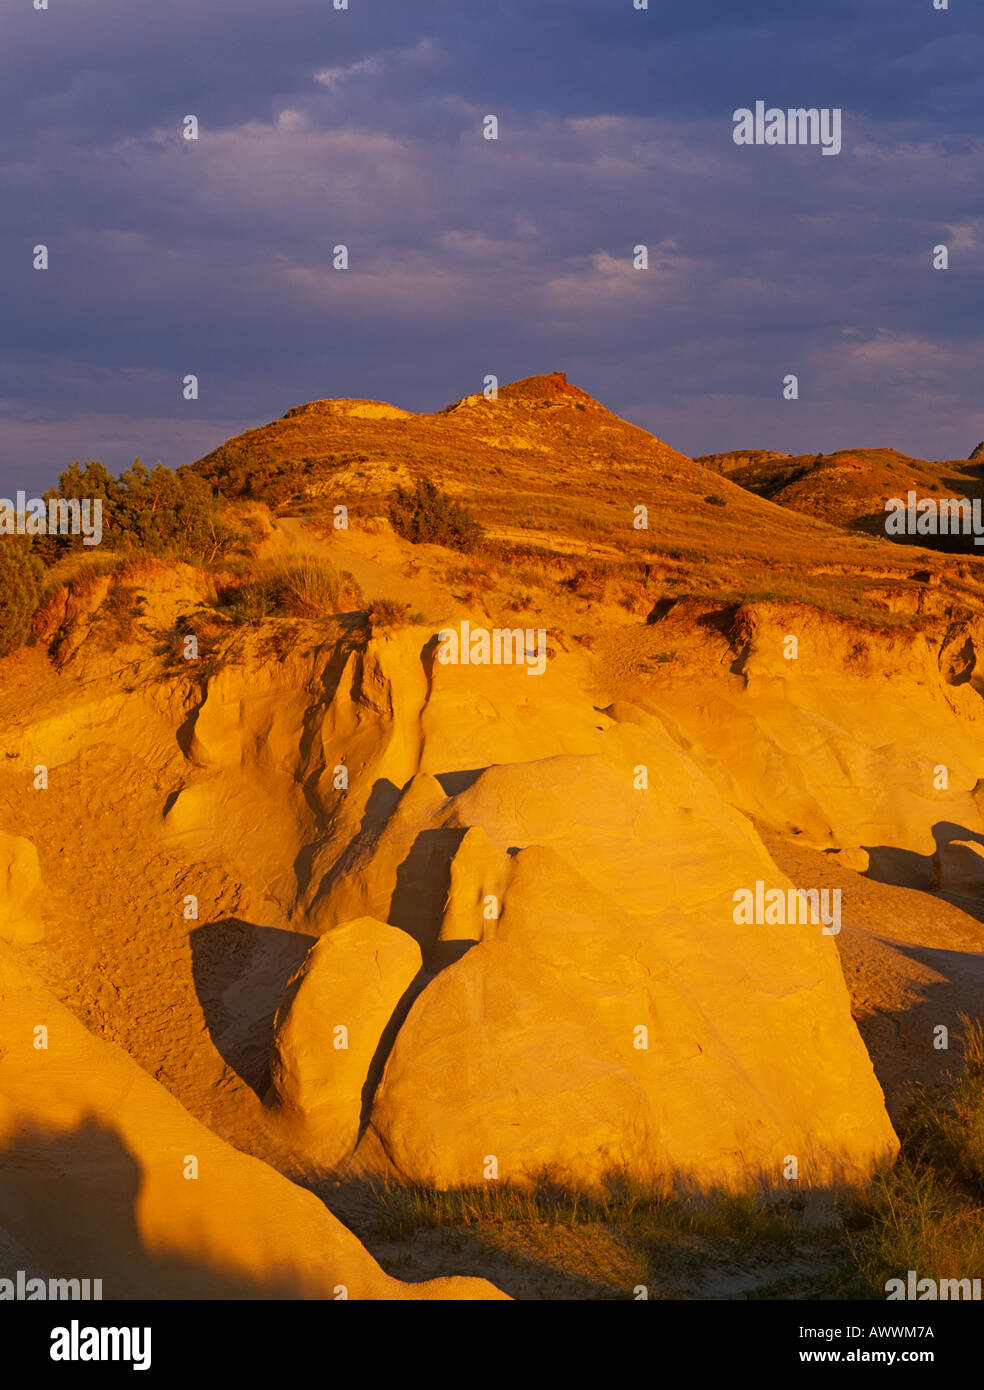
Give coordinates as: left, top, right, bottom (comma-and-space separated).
2, 373, 984, 1297
696, 445, 984, 547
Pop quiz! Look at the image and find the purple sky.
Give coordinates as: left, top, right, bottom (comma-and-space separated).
2, 0, 983, 494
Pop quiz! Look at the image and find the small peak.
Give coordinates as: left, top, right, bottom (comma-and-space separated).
499, 372, 597, 406
440, 371, 601, 415
970, 441, 984, 462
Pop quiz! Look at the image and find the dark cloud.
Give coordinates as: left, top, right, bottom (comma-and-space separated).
1, 0, 982, 493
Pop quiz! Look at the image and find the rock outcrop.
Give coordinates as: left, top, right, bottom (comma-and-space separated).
271, 639, 899, 1193
0, 953, 505, 1300
268, 916, 423, 1168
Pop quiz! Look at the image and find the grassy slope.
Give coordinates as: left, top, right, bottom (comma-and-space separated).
187, 372, 984, 629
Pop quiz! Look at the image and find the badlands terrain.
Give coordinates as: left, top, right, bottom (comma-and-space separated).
2, 372, 984, 1299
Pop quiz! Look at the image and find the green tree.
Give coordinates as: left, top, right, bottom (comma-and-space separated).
40, 459, 235, 565
35, 460, 120, 564
0, 543, 43, 656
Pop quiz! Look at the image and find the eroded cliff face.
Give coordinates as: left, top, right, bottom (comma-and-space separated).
1, 596, 914, 1206
650, 599, 984, 866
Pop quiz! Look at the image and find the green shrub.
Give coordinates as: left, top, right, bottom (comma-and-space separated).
92, 585, 144, 646
222, 581, 275, 626
191, 443, 367, 507
388, 477, 483, 552
0, 543, 44, 656
367, 597, 410, 629
191, 443, 262, 500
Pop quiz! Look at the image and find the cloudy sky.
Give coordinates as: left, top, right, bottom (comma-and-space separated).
2, 0, 982, 493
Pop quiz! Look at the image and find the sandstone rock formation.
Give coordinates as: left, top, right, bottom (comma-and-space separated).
268, 916, 423, 1168
0, 952, 505, 1300
365, 937, 661, 1190
273, 640, 899, 1193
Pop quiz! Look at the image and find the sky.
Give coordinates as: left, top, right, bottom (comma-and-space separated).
2, 0, 982, 494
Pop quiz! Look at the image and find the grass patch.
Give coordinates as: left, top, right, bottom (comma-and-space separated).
219, 556, 362, 623
845, 1015, 984, 1297
366, 1176, 837, 1269
388, 476, 484, 552
359, 1038, 984, 1301
367, 597, 411, 630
